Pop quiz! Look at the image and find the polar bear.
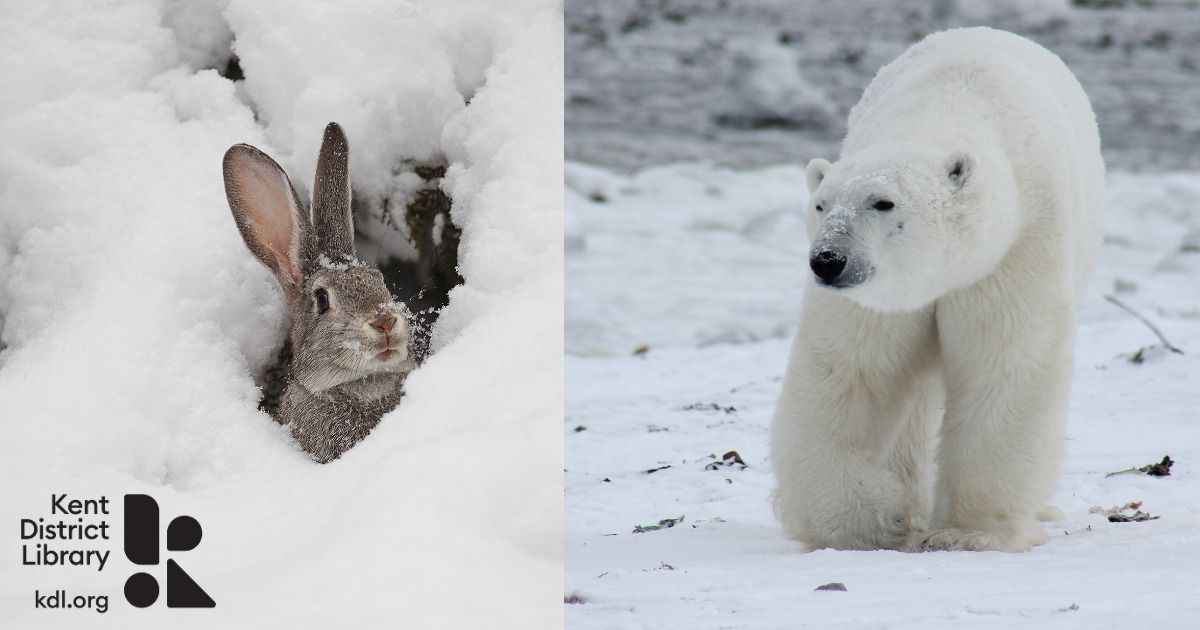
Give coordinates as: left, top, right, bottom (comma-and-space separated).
770, 27, 1104, 552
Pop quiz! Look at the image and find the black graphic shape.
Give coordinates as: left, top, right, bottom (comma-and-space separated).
122, 494, 215, 608
124, 572, 159, 608
166, 559, 215, 608
123, 494, 159, 565
167, 516, 202, 552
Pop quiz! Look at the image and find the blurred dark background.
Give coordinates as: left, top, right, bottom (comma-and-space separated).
566, 0, 1200, 171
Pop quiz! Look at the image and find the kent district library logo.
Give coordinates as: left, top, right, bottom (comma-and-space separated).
123, 494, 215, 608
19, 493, 214, 613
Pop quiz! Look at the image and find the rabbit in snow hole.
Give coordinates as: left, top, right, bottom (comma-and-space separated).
224, 122, 413, 463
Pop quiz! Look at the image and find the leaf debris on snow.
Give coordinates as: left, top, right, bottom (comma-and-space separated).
645, 464, 672, 474
564, 592, 587, 604
1125, 345, 1177, 365
704, 450, 748, 471
1105, 455, 1174, 478
815, 582, 847, 592
1107, 511, 1160, 523
1089, 501, 1161, 522
633, 515, 685, 533
1139, 455, 1174, 476
683, 402, 737, 414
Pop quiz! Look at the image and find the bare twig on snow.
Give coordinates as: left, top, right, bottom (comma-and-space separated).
1104, 294, 1184, 355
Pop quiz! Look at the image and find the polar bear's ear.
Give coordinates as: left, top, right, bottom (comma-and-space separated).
946, 152, 973, 191
806, 158, 831, 193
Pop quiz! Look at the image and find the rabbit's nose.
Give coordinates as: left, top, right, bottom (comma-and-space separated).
370, 314, 397, 334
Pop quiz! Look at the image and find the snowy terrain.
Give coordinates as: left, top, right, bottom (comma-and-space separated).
565, 163, 1200, 627
567, 0, 1200, 172
567, 4, 1200, 626
0, 1, 562, 627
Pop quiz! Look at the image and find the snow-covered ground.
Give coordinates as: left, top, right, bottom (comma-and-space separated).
565, 163, 1200, 628
567, 0, 1200, 172
0, 1, 562, 627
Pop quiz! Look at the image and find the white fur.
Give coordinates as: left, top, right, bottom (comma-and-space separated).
771, 27, 1104, 552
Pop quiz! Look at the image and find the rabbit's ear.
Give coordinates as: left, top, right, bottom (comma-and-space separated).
312, 122, 356, 258
223, 144, 313, 306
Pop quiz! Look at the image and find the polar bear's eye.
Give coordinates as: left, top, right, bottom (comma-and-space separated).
873, 200, 895, 211
815, 204, 824, 212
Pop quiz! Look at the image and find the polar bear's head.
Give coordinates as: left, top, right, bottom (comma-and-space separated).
804, 144, 1018, 312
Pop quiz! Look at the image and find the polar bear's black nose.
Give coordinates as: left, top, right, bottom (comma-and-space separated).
810, 250, 847, 282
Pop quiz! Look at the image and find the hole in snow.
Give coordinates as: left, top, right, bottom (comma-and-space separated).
254, 163, 462, 414
221, 54, 245, 82
257, 338, 291, 418
362, 162, 463, 364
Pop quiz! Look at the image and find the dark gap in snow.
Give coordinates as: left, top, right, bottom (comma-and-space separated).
368, 163, 463, 364
257, 339, 292, 418
221, 54, 245, 82
214, 45, 258, 120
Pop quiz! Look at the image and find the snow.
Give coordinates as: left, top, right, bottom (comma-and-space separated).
567, 1, 1200, 172
0, 0, 562, 627
950, 0, 1071, 26
709, 38, 835, 131
317, 253, 369, 271
565, 161, 808, 355
566, 163, 1200, 627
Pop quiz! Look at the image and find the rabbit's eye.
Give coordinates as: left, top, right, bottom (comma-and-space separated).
314, 288, 330, 315
873, 200, 895, 211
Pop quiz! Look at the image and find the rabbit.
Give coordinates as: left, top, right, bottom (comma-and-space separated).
223, 122, 414, 463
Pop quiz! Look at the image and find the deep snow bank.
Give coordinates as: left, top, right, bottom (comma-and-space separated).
0, 0, 562, 627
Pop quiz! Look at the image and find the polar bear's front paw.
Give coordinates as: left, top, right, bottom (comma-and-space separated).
906, 516, 1050, 552
777, 466, 920, 550
872, 505, 919, 550
822, 497, 916, 551
906, 528, 1003, 552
